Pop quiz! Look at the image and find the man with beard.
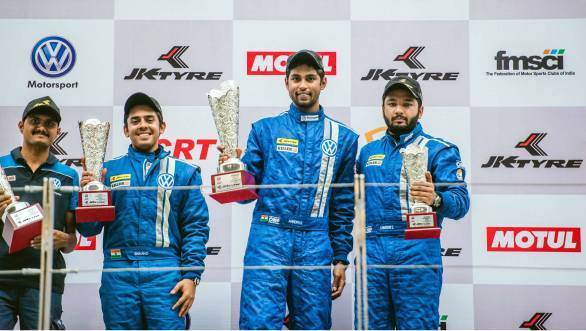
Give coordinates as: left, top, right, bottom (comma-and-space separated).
220, 50, 358, 329
0, 96, 78, 329
356, 77, 469, 329
77, 92, 209, 329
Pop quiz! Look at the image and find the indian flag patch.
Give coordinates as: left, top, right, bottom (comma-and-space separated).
110, 249, 122, 259
260, 214, 269, 222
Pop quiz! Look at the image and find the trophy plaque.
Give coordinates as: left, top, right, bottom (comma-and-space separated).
76, 119, 115, 222
402, 144, 440, 239
1, 165, 43, 254
208, 81, 257, 204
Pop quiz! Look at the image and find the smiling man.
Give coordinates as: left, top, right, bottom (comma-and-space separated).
0, 96, 78, 329
220, 49, 358, 329
76, 92, 209, 329
356, 77, 470, 329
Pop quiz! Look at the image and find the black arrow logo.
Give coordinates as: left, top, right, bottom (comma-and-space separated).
394, 46, 425, 69
158, 46, 189, 68
520, 312, 552, 330
50, 131, 68, 155
515, 133, 547, 156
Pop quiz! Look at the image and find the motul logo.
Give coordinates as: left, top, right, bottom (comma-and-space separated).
487, 227, 581, 252
246, 51, 337, 75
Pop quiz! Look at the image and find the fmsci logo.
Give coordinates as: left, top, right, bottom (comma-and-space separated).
31, 36, 76, 78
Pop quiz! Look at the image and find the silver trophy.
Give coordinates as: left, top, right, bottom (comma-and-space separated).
79, 119, 110, 191
402, 144, 431, 213
207, 80, 258, 203
0, 165, 30, 222
77, 119, 115, 222
208, 80, 245, 173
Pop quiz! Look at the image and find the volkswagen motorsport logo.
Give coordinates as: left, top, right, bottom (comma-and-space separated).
124, 46, 222, 80
487, 49, 575, 77
28, 36, 79, 89
361, 46, 459, 81
481, 133, 583, 168
31, 36, 76, 77
321, 139, 338, 157
157, 173, 175, 190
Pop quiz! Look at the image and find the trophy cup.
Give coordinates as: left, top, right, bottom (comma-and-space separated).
208, 80, 258, 204
402, 144, 440, 239
1, 165, 44, 254
76, 119, 115, 222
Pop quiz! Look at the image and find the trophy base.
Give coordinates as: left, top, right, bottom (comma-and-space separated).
76, 206, 116, 223
76, 190, 115, 222
405, 212, 441, 240
210, 170, 258, 204
2, 203, 43, 254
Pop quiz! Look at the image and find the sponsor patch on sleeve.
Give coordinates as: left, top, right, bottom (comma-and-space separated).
455, 161, 465, 180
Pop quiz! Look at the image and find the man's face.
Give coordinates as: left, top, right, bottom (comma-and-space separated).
124, 106, 166, 153
285, 64, 327, 110
382, 88, 423, 135
19, 113, 60, 148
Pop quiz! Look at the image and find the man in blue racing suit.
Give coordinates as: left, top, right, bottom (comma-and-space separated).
77, 92, 209, 329
356, 77, 470, 329
221, 50, 358, 329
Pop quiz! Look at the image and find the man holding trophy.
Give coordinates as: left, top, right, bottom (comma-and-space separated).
0, 96, 78, 329
218, 50, 358, 329
76, 92, 209, 329
356, 77, 470, 329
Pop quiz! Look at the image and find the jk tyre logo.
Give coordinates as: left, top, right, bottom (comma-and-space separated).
481, 133, 583, 169
124, 46, 222, 80
394, 46, 425, 69
157, 173, 175, 190
516, 133, 547, 156
361, 46, 459, 81
50, 132, 68, 155
158, 46, 189, 68
520, 312, 552, 330
31, 36, 76, 78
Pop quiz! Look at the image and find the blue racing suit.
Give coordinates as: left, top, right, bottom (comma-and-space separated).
356, 123, 469, 330
77, 145, 209, 330
239, 104, 358, 330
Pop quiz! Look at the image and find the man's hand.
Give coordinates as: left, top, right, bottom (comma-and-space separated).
0, 189, 13, 217
30, 230, 75, 250
80, 157, 107, 187
217, 145, 243, 165
332, 262, 347, 300
171, 279, 197, 317
410, 172, 437, 206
